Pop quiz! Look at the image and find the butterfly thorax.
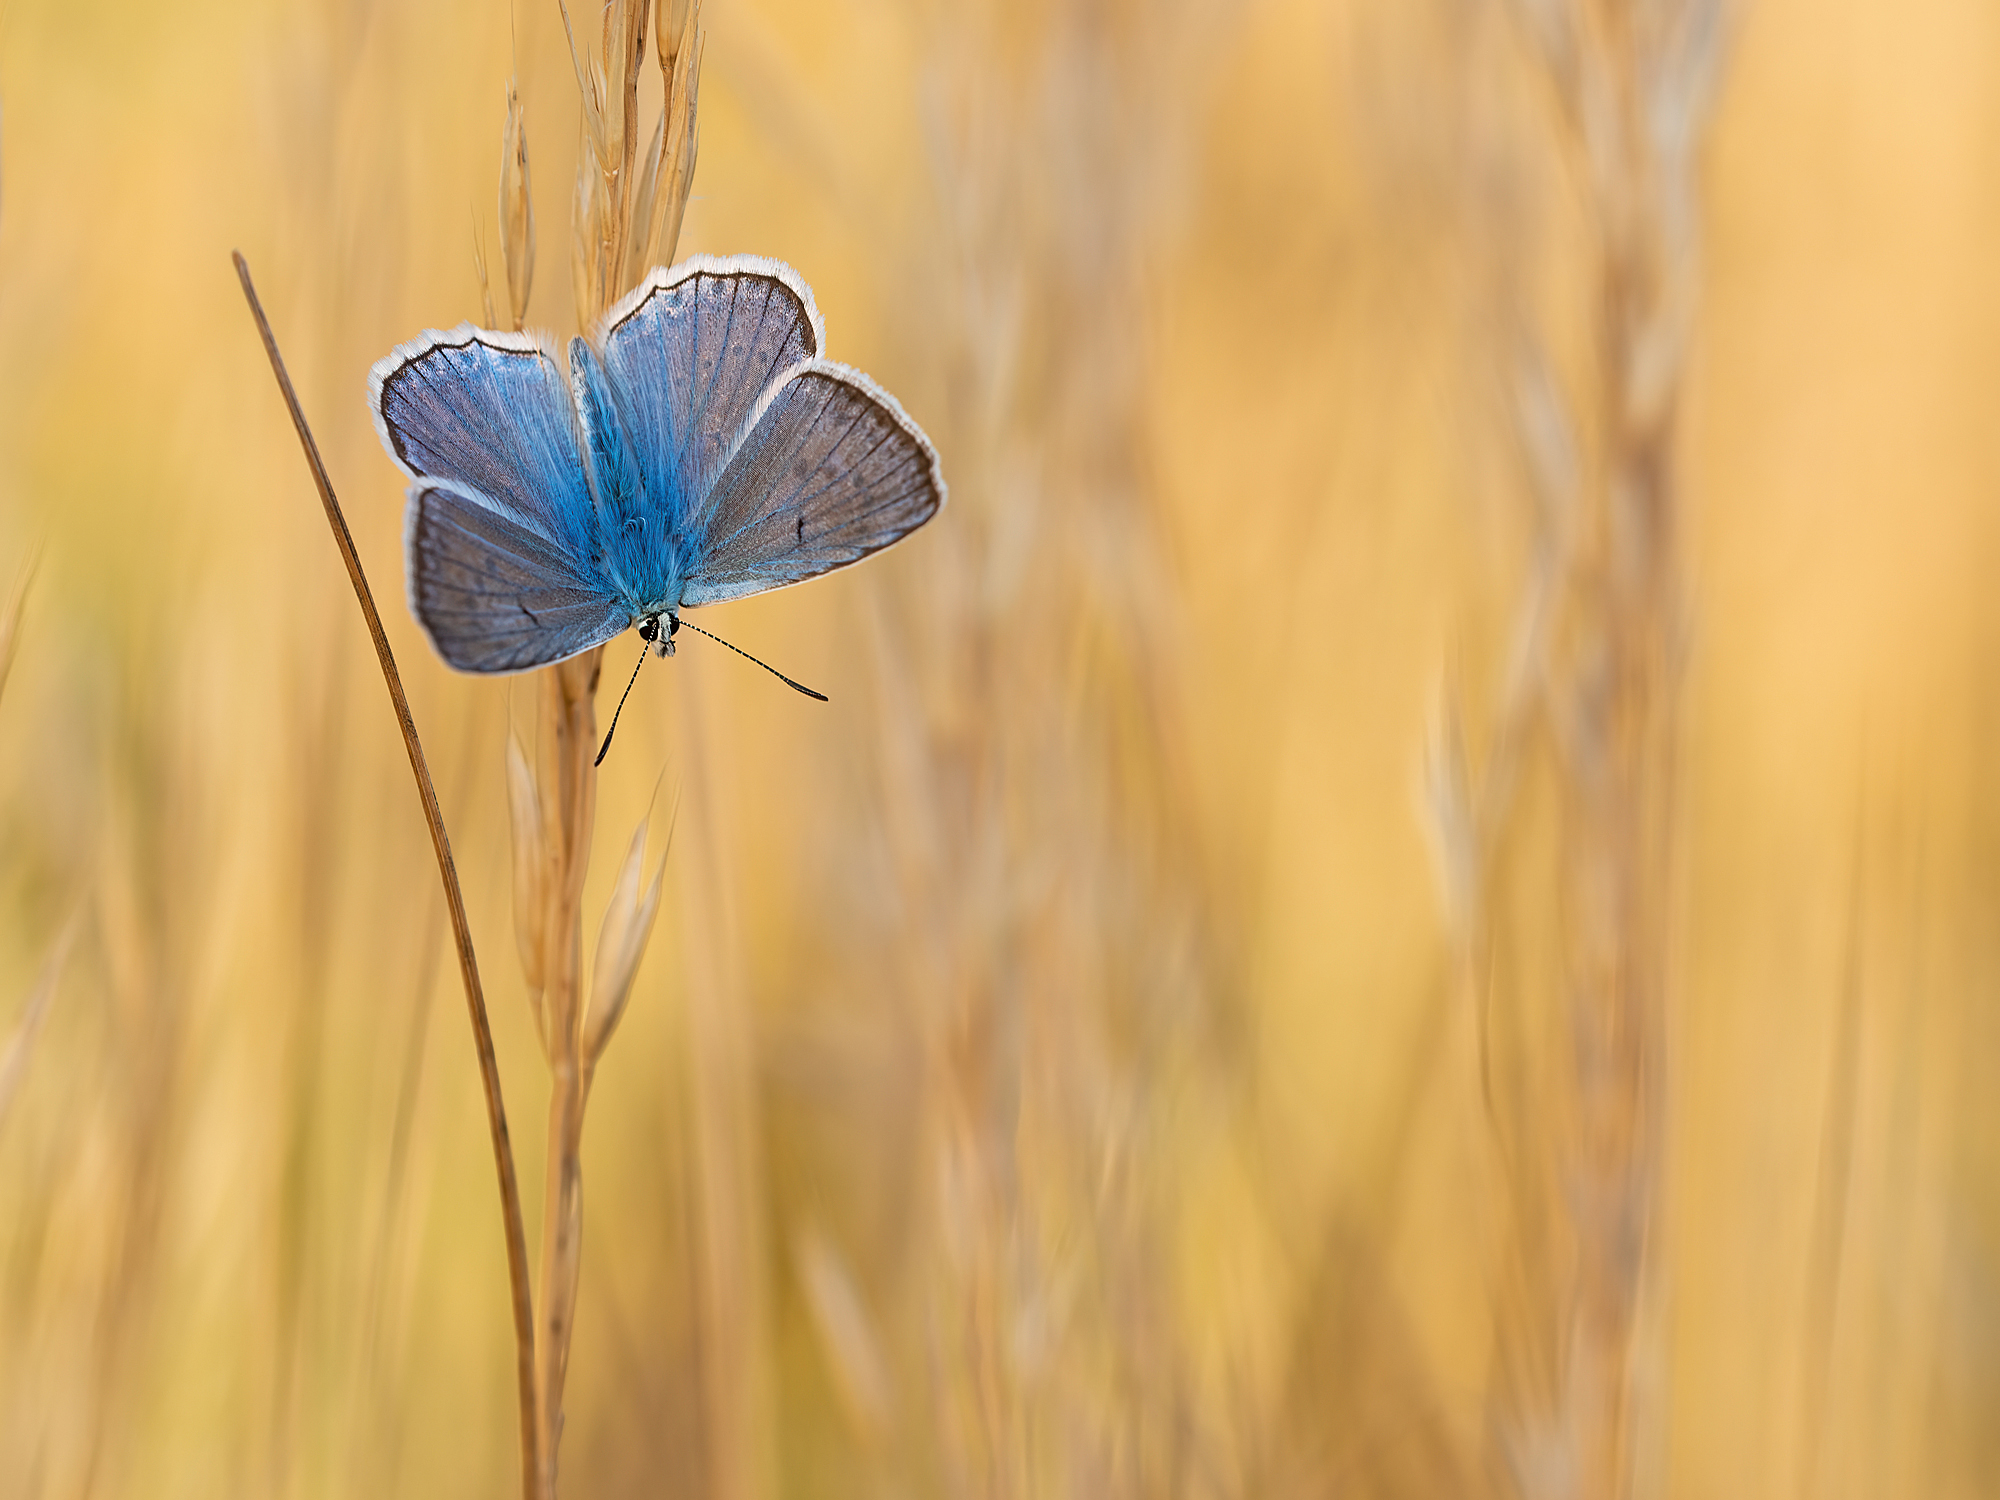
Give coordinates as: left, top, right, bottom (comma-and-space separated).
572, 335, 692, 621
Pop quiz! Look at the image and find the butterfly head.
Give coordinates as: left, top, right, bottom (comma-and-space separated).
636, 612, 679, 658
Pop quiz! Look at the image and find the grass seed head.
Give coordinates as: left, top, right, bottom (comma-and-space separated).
500, 80, 536, 331
583, 817, 665, 1067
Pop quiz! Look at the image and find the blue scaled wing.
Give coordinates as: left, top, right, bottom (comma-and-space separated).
594, 256, 825, 517
405, 480, 629, 673
370, 326, 624, 673
679, 359, 945, 608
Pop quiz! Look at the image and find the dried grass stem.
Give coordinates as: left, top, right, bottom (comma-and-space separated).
503, 8, 702, 1489
232, 252, 544, 1500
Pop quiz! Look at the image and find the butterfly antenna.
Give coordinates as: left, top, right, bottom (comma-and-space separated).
676, 617, 829, 702
595, 637, 651, 766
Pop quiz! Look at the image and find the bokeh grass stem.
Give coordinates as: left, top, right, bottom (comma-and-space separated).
0, 914, 74, 1141
0, 560, 33, 709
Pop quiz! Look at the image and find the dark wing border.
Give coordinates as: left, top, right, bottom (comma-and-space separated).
592, 254, 827, 357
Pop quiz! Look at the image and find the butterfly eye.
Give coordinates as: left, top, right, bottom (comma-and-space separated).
637, 616, 659, 643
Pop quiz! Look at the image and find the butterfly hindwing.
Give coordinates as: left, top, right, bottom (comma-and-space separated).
679, 360, 945, 608
595, 256, 825, 518
405, 480, 629, 674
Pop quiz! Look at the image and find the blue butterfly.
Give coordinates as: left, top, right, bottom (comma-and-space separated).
368, 254, 945, 678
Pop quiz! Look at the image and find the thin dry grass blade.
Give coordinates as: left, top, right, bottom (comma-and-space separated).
1797, 823, 1866, 1500
473, 219, 501, 331
0, 558, 35, 710
233, 252, 543, 1500
555, 0, 605, 150
0, 913, 77, 1138
795, 1226, 893, 1444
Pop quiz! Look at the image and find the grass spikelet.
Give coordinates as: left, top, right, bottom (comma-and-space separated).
582, 816, 666, 1068
500, 79, 537, 331
636, 0, 702, 281
559, 0, 659, 321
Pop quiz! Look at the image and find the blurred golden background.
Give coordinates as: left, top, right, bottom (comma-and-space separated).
0, 0, 1996, 1497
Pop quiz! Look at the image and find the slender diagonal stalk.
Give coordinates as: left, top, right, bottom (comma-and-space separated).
233, 251, 544, 1500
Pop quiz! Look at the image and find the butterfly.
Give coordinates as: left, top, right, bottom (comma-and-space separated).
368, 254, 944, 680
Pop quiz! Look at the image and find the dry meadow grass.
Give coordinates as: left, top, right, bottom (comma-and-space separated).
0, 0, 1997, 1498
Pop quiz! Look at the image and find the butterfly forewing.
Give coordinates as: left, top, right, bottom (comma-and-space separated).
371, 329, 597, 561
596, 256, 824, 515
680, 360, 944, 608
406, 481, 629, 673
